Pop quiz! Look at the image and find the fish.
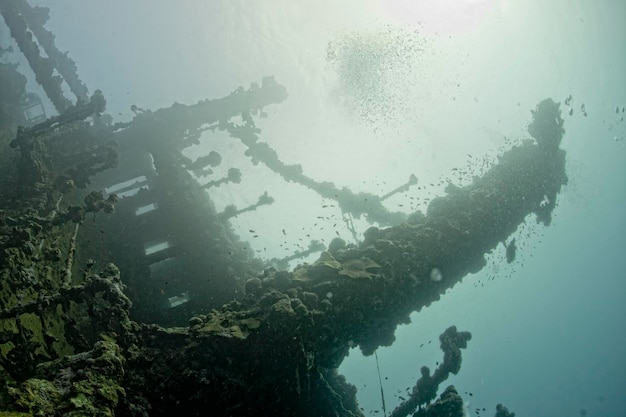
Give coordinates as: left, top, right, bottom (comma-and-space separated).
565, 94, 573, 106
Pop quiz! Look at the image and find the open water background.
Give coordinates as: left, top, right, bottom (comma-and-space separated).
4, 1, 625, 415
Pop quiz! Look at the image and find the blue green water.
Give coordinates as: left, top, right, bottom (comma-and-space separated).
6, 1, 625, 415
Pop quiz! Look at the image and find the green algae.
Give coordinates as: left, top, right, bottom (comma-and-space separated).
196, 315, 249, 339
270, 298, 295, 316
9, 379, 61, 417
45, 304, 74, 357
18, 313, 48, 359
0, 319, 17, 334
240, 318, 261, 330
0, 341, 15, 358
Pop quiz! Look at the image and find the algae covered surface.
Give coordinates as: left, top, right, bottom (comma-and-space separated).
1, 1, 625, 416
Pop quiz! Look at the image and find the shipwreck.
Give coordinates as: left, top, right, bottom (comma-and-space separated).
0, 1, 567, 416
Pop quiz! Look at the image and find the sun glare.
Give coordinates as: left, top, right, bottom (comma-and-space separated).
379, 0, 497, 34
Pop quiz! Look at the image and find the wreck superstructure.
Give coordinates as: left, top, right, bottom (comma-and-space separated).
0, 2, 565, 416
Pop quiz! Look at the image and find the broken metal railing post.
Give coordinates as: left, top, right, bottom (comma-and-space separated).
380, 174, 418, 201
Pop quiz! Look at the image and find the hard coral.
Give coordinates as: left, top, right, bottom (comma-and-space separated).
527, 98, 564, 149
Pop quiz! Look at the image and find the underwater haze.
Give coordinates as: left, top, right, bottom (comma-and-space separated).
15, 0, 626, 415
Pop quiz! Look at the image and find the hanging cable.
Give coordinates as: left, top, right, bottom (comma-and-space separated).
374, 350, 387, 417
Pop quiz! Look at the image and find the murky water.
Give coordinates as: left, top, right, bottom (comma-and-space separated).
5, 0, 625, 415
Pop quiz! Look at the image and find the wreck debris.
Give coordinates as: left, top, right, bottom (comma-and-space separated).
0, 7, 566, 413
0, 0, 71, 112
0, 90, 565, 415
380, 174, 419, 201
390, 326, 471, 417
224, 119, 409, 226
